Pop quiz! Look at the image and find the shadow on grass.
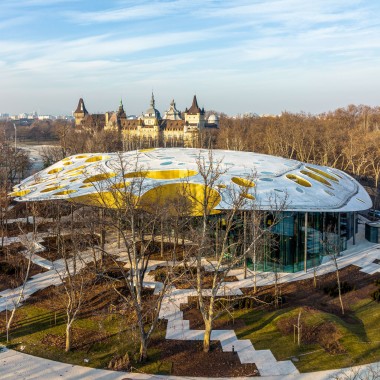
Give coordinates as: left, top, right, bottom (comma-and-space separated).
0, 309, 66, 341
236, 307, 291, 338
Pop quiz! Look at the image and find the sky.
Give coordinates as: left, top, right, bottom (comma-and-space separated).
1, 0, 380, 116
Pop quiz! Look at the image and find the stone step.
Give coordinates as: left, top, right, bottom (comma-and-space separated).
258, 359, 299, 376
360, 264, 380, 274
221, 338, 252, 352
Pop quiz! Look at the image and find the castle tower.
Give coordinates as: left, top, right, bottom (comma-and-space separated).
73, 98, 88, 126
184, 95, 205, 130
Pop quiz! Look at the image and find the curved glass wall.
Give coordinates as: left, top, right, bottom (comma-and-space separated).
246, 211, 356, 273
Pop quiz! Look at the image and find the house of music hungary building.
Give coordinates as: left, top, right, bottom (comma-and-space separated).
73, 94, 219, 148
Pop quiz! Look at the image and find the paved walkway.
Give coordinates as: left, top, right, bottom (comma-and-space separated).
1, 346, 379, 379
1, 223, 380, 379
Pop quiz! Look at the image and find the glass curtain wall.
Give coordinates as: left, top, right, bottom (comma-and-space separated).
249, 211, 355, 273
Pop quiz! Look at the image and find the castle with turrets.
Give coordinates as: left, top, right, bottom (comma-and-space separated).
73, 94, 219, 148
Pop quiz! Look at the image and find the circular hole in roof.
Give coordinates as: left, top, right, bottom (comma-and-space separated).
231, 177, 255, 188
85, 155, 109, 163
300, 170, 331, 186
217, 184, 227, 189
138, 148, 156, 153
66, 165, 86, 173
10, 189, 31, 197
80, 184, 93, 188
286, 174, 311, 187
160, 162, 172, 165
70, 179, 79, 182
47, 167, 63, 174
260, 178, 273, 182
63, 162, 73, 166
125, 170, 197, 180
75, 155, 89, 159
261, 171, 273, 175
54, 190, 77, 196
40, 185, 63, 193
305, 166, 339, 182
83, 172, 117, 183
296, 187, 304, 193
177, 163, 185, 165
67, 170, 84, 177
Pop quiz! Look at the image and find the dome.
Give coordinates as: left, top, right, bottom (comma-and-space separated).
208, 114, 219, 123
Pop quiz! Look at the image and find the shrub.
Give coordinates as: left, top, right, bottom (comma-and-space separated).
371, 289, 380, 302
323, 282, 355, 297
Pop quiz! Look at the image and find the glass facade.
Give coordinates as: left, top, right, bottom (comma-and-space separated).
365, 222, 380, 243
246, 211, 356, 273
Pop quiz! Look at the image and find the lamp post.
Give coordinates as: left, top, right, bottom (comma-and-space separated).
13, 123, 17, 151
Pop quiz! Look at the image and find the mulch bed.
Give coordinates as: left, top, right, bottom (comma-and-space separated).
0, 243, 47, 291
181, 306, 246, 330
37, 234, 99, 262
157, 339, 259, 377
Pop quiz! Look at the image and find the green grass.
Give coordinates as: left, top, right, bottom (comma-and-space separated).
1, 297, 379, 374
231, 298, 380, 372
0, 304, 171, 375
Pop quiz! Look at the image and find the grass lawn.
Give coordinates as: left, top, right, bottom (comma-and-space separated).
232, 297, 380, 372
0, 304, 171, 375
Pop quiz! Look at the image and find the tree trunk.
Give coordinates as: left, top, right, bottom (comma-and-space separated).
335, 260, 344, 315
139, 339, 148, 362
203, 320, 212, 353
65, 323, 72, 352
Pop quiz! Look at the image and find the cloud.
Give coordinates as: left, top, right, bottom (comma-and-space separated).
66, 0, 200, 24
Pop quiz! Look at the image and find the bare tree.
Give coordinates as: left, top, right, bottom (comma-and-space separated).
75, 153, 172, 361
323, 228, 345, 315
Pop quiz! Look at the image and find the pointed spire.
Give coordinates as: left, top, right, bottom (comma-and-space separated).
192, 95, 198, 109
187, 95, 201, 114
150, 92, 155, 108
74, 98, 88, 115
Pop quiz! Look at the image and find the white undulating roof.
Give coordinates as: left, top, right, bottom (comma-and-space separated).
11, 148, 372, 212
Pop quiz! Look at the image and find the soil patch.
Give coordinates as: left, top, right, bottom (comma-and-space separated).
157, 339, 259, 377
181, 305, 246, 330
0, 244, 46, 291
38, 234, 99, 262
242, 265, 380, 320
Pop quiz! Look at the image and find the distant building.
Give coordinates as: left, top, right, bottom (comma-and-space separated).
74, 94, 219, 148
